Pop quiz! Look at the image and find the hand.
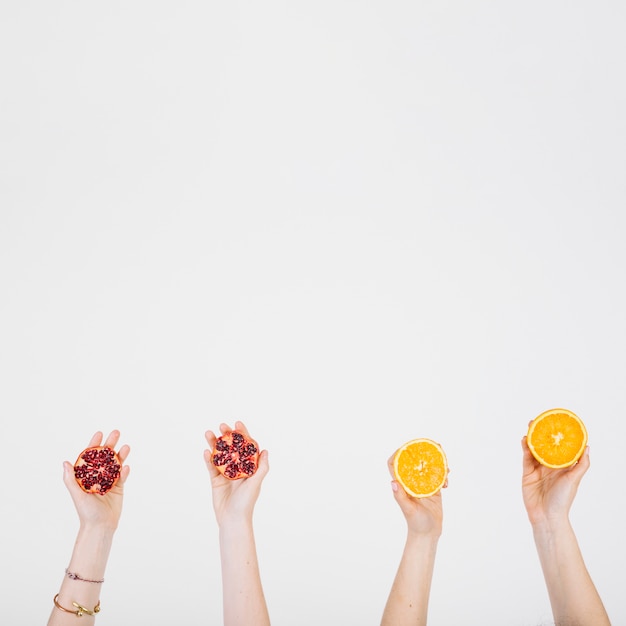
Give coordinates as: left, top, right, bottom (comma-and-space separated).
521, 435, 590, 527
63, 430, 130, 531
204, 421, 269, 527
387, 453, 447, 538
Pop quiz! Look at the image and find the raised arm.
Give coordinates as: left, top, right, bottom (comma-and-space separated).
204, 421, 270, 626
521, 437, 611, 626
380, 454, 446, 626
48, 430, 130, 626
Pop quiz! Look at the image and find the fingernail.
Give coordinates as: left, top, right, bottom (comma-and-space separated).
391, 481, 398, 492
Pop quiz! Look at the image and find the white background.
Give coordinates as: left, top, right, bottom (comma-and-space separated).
1, 1, 625, 625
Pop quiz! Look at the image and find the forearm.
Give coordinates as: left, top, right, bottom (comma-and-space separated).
219, 519, 270, 626
381, 532, 439, 626
47, 525, 115, 626
533, 519, 610, 626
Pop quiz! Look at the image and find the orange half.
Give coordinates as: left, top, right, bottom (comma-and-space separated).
527, 408, 588, 469
393, 438, 448, 498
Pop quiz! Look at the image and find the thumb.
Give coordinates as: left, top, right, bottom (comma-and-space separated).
391, 480, 414, 515
62, 461, 73, 487
521, 437, 538, 476
62, 461, 83, 499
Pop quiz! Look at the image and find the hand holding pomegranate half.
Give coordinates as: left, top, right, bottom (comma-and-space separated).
48, 432, 130, 626
65, 430, 131, 531
204, 421, 269, 526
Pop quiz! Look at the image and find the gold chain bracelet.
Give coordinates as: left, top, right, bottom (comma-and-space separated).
53, 594, 101, 617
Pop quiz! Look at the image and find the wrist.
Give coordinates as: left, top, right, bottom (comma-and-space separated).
218, 516, 254, 534
78, 521, 118, 537
403, 530, 440, 566
531, 517, 575, 555
406, 527, 441, 544
530, 514, 572, 535
406, 519, 443, 541
65, 525, 115, 586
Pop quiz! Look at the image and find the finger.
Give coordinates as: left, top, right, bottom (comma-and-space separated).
103, 430, 121, 449
219, 423, 232, 435
205, 430, 217, 449
117, 464, 131, 487
117, 444, 130, 465
88, 432, 103, 447
253, 449, 270, 481
568, 446, 591, 482
234, 420, 252, 438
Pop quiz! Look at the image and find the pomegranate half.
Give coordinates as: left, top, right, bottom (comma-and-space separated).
211, 430, 259, 480
74, 446, 122, 495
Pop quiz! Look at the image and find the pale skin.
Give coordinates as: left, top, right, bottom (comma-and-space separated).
380, 453, 448, 626
522, 435, 611, 626
204, 421, 271, 626
48, 430, 130, 626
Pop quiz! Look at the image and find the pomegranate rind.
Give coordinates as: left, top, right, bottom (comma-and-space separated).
211, 430, 260, 481
393, 438, 448, 499
74, 446, 122, 495
527, 408, 588, 469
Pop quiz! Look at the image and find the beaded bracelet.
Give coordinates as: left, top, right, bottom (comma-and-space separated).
65, 568, 104, 584
54, 594, 100, 617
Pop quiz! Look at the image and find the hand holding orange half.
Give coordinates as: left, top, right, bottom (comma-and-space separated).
392, 439, 449, 498
522, 410, 590, 526
526, 408, 588, 469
